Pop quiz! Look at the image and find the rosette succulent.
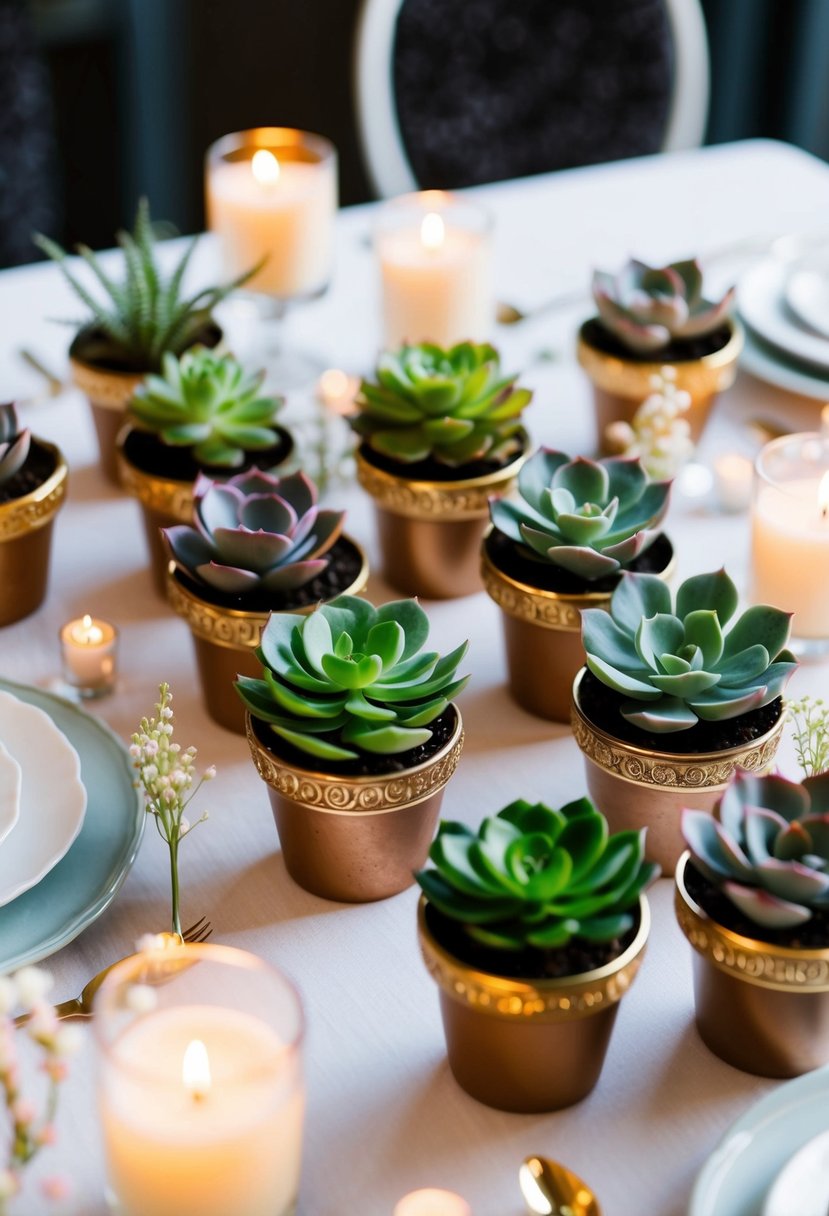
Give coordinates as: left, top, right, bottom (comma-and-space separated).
683, 771, 829, 929
0, 404, 30, 487
163, 470, 344, 594
236, 595, 468, 760
416, 797, 658, 950
353, 341, 531, 466
592, 258, 735, 355
582, 569, 798, 732
130, 348, 283, 468
490, 449, 671, 580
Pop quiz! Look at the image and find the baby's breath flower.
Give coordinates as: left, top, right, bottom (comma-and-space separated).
15, 967, 53, 1009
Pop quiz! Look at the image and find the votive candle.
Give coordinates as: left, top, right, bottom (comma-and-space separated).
59, 614, 117, 696
393, 1189, 472, 1216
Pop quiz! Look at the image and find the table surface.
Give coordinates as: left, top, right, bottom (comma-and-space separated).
2, 138, 829, 1216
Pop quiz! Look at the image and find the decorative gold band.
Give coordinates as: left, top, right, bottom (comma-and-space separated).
118, 451, 194, 522
480, 546, 609, 632
418, 896, 649, 1020
246, 709, 464, 815
356, 447, 526, 521
0, 443, 67, 541
576, 320, 743, 399
675, 856, 829, 992
70, 356, 144, 411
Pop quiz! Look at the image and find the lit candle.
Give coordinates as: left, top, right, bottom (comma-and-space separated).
713, 452, 753, 513
393, 1189, 472, 1216
206, 128, 337, 299
59, 614, 118, 696
317, 367, 360, 416
377, 191, 493, 349
751, 433, 829, 639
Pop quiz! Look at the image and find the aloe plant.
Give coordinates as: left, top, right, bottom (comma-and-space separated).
0, 405, 30, 488
490, 449, 670, 580
35, 198, 255, 371
163, 470, 344, 594
683, 771, 829, 929
353, 341, 531, 466
236, 595, 468, 760
582, 569, 798, 732
131, 348, 283, 468
416, 797, 658, 951
592, 258, 735, 355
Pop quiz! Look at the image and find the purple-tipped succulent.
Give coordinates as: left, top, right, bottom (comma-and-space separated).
163, 469, 345, 595
592, 258, 735, 355
683, 771, 829, 930
0, 404, 31, 487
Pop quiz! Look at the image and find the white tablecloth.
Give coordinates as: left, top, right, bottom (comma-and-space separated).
1, 139, 829, 1216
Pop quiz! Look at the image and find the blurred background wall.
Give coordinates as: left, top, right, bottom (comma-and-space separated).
3, 0, 829, 266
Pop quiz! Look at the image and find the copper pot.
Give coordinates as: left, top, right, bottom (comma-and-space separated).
481, 537, 674, 723
571, 670, 785, 873
69, 346, 145, 487
356, 444, 527, 599
418, 894, 650, 1112
166, 540, 369, 734
576, 319, 743, 452
0, 440, 68, 626
119, 446, 195, 597
675, 852, 829, 1077
246, 709, 464, 903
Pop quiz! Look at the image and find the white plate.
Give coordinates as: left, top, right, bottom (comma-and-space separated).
0, 689, 87, 906
763, 1127, 829, 1216
690, 1066, 829, 1216
740, 325, 829, 402
785, 267, 829, 339
0, 742, 20, 849
739, 258, 829, 372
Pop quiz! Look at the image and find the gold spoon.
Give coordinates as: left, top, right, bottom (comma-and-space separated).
520, 1155, 601, 1216
496, 288, 589, 326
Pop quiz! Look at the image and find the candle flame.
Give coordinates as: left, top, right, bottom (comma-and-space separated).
251, 149, 280, 185
820, 470, 829, 518
420, 212, 445, 251
82, 614, 92, 630
182, 1039, 211, 1101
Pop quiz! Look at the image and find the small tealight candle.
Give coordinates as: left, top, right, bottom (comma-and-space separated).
713, 452, 753, 513
317, 367, 360, 416
59, 614, 118, 697
393, 1189, 472, 1216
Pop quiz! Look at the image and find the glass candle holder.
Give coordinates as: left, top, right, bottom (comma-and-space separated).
376, 191, 493, 350
58, 614, 118, 698
95, 942, 305, 1216
750, 432, 829, 655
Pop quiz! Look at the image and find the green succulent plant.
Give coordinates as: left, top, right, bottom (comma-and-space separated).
592, 258, 735, 355
352, 341, 531, 466
416, 797, 658, 951
0, 404, 30, 488
163, 469, 344, 595
236, 595, 469, 760
582, 569, 798, 733
683, 771, 829, 929
35, 198, 256, 371
130, 348, 284, 467
490, 449, 671, 580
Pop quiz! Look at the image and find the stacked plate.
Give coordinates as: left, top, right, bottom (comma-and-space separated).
739, 252, 829, 400
0, 681, 144, 971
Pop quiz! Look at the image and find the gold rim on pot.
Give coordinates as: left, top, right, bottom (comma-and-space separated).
356, 444, 528, 522
117, 448, 195, 522
69, 354, 145, 411
0, 441, 67, 541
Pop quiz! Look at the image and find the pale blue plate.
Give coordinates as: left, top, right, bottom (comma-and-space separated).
690, 1066, 829, 1216
0, 679, 144, 971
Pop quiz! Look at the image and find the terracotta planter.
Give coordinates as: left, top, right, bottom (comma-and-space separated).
675, 852, 829, 1077
418, 894, 650, 1112
166, 538, 369, 734
356, 443, 528, 599
576, 319, 743, 452
0, 440, 68, 626
571, 670, 785, 874
246, 708, 464, 903
481, 535, 675, 723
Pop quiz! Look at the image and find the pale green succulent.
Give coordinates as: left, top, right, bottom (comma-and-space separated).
131, 348, 284, 468
236, 595, 468, 760
0, 404, 31, 487
582, 569, 798, 732
490, 449, 671, 580
416, 797, 658, 951
353, 342, 531, 466
592, 258, 735, 355
683, 771, 829, 929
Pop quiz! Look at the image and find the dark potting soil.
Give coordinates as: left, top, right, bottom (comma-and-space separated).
253, 704, 458, 778
176, 534, 364, 615
424, 901, 637, 980
684, 860, 829, 950
122, 425, 294, 482
578, 669, 782, 754
0, 439, 57, 504
485, 528, 674, 596
580, 317, 732, 364
70, 322, 223, 375
358, 435, 527, 484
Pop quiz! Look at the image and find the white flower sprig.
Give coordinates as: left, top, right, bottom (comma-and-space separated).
130, 684, 215, 936
0, 967, 81, 1215
605, 365, 695, 481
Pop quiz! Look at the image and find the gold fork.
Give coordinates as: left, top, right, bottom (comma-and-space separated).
13, 917, 213, 1027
